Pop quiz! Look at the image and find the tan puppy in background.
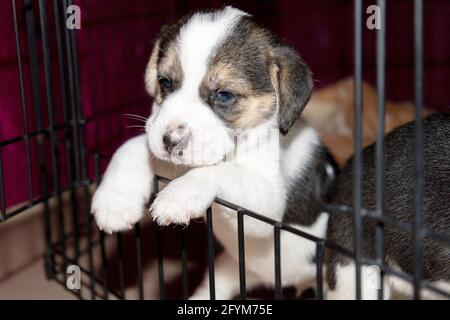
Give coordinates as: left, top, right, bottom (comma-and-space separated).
303, 77, 431, 166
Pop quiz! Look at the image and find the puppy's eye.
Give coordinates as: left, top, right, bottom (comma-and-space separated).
158, 77, 173, 90
215, 91, 235, 104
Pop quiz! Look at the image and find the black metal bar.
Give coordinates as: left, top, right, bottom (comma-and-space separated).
65, 0, 92, 299
237, 208, 247, 300
99, 230, 109, 300
274, 223, 282, 300
66, 0, 87, 184
413, 0, 424, 300
156, 227, 165, 300
353, 0, 363, 300
315, 241, 325, 300
53, 0, 69, 122
95, 154, 109, 299
135, 223, 144, 300
52, 0, 76, 244
154, 179, 166, 300
55, 0, 80, 265
82, 184, 96, 299
53, 0, 79, 263
38, 0, 69, 282
62, 0, 81, 181
375, 0, 387, 300
24, 0, 54, 279
25, 1, 42, 128
75, 156, 96, 300
117, 233, 126, 299
0, 125, 71, 148
12, 0, 34, 203
206, 207, 216, 300
181, 228, 189, 299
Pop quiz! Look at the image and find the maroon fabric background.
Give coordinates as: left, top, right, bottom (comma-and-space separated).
1, 0, 449, 208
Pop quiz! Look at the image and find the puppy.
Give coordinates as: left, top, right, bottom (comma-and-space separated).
91, 7, 334, 299
325, 113, 450, 299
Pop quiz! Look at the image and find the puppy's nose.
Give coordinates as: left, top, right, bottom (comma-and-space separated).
163, 124, 190, 154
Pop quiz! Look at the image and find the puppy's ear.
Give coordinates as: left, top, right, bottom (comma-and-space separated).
144, 39, 160, 98
270, 45, 313, 134
145, 25, 172, 97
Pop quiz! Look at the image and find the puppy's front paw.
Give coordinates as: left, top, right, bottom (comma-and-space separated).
91, 182, 151, 233
150, 172, 217, 226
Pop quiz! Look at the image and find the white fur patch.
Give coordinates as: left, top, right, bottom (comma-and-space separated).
146, 8, 247, 167
91, 135, 153, 233
281, 122, 320, 179
178, 7, 247, 92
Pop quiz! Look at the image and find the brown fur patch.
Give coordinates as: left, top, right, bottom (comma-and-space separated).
233, 93, 277, 129
203, 62, 253, 94
156, 46, 183, 100
145, 39, 161, 97
145, 10, 311, 134
145, 14, 190, 104
200, 61, 277, 130
145, 39, 183, 105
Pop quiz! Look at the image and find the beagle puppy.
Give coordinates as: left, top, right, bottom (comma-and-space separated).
91, 6, 334, 299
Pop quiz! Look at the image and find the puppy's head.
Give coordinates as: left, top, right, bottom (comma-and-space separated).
145, 6, 313, 167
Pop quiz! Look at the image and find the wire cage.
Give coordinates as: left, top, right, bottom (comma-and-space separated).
1, 0, 449, 300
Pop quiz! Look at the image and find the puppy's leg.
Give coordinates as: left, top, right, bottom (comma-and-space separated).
326, 262, 391, 300
151, 163, 284, 237
91, 135, 154, 233
190, 252, 263, 300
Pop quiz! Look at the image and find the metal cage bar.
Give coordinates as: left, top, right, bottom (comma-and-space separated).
116, 233, 126, 299
135, 223, 145, 300
375, 0, 387, 301
413, 0, 424, 300
315, 241, 325, 300
24, 0, 55, 279
206, 207, 216, 300
274, 224, 282, 300
12, 0, 34, 205
353, 0, 363, 300
156, 226, 166, 299
38, 0, 69, 283
181, 228, 189, 299
237, 208, 247, 300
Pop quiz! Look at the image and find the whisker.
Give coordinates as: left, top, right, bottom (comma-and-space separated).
122, 113, 148, 120
121, 114, 148, 123
151, 40, 167, 55
126, 125, 147, 129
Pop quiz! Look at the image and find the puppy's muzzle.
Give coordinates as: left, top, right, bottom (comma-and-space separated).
163, 123, 191, 154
